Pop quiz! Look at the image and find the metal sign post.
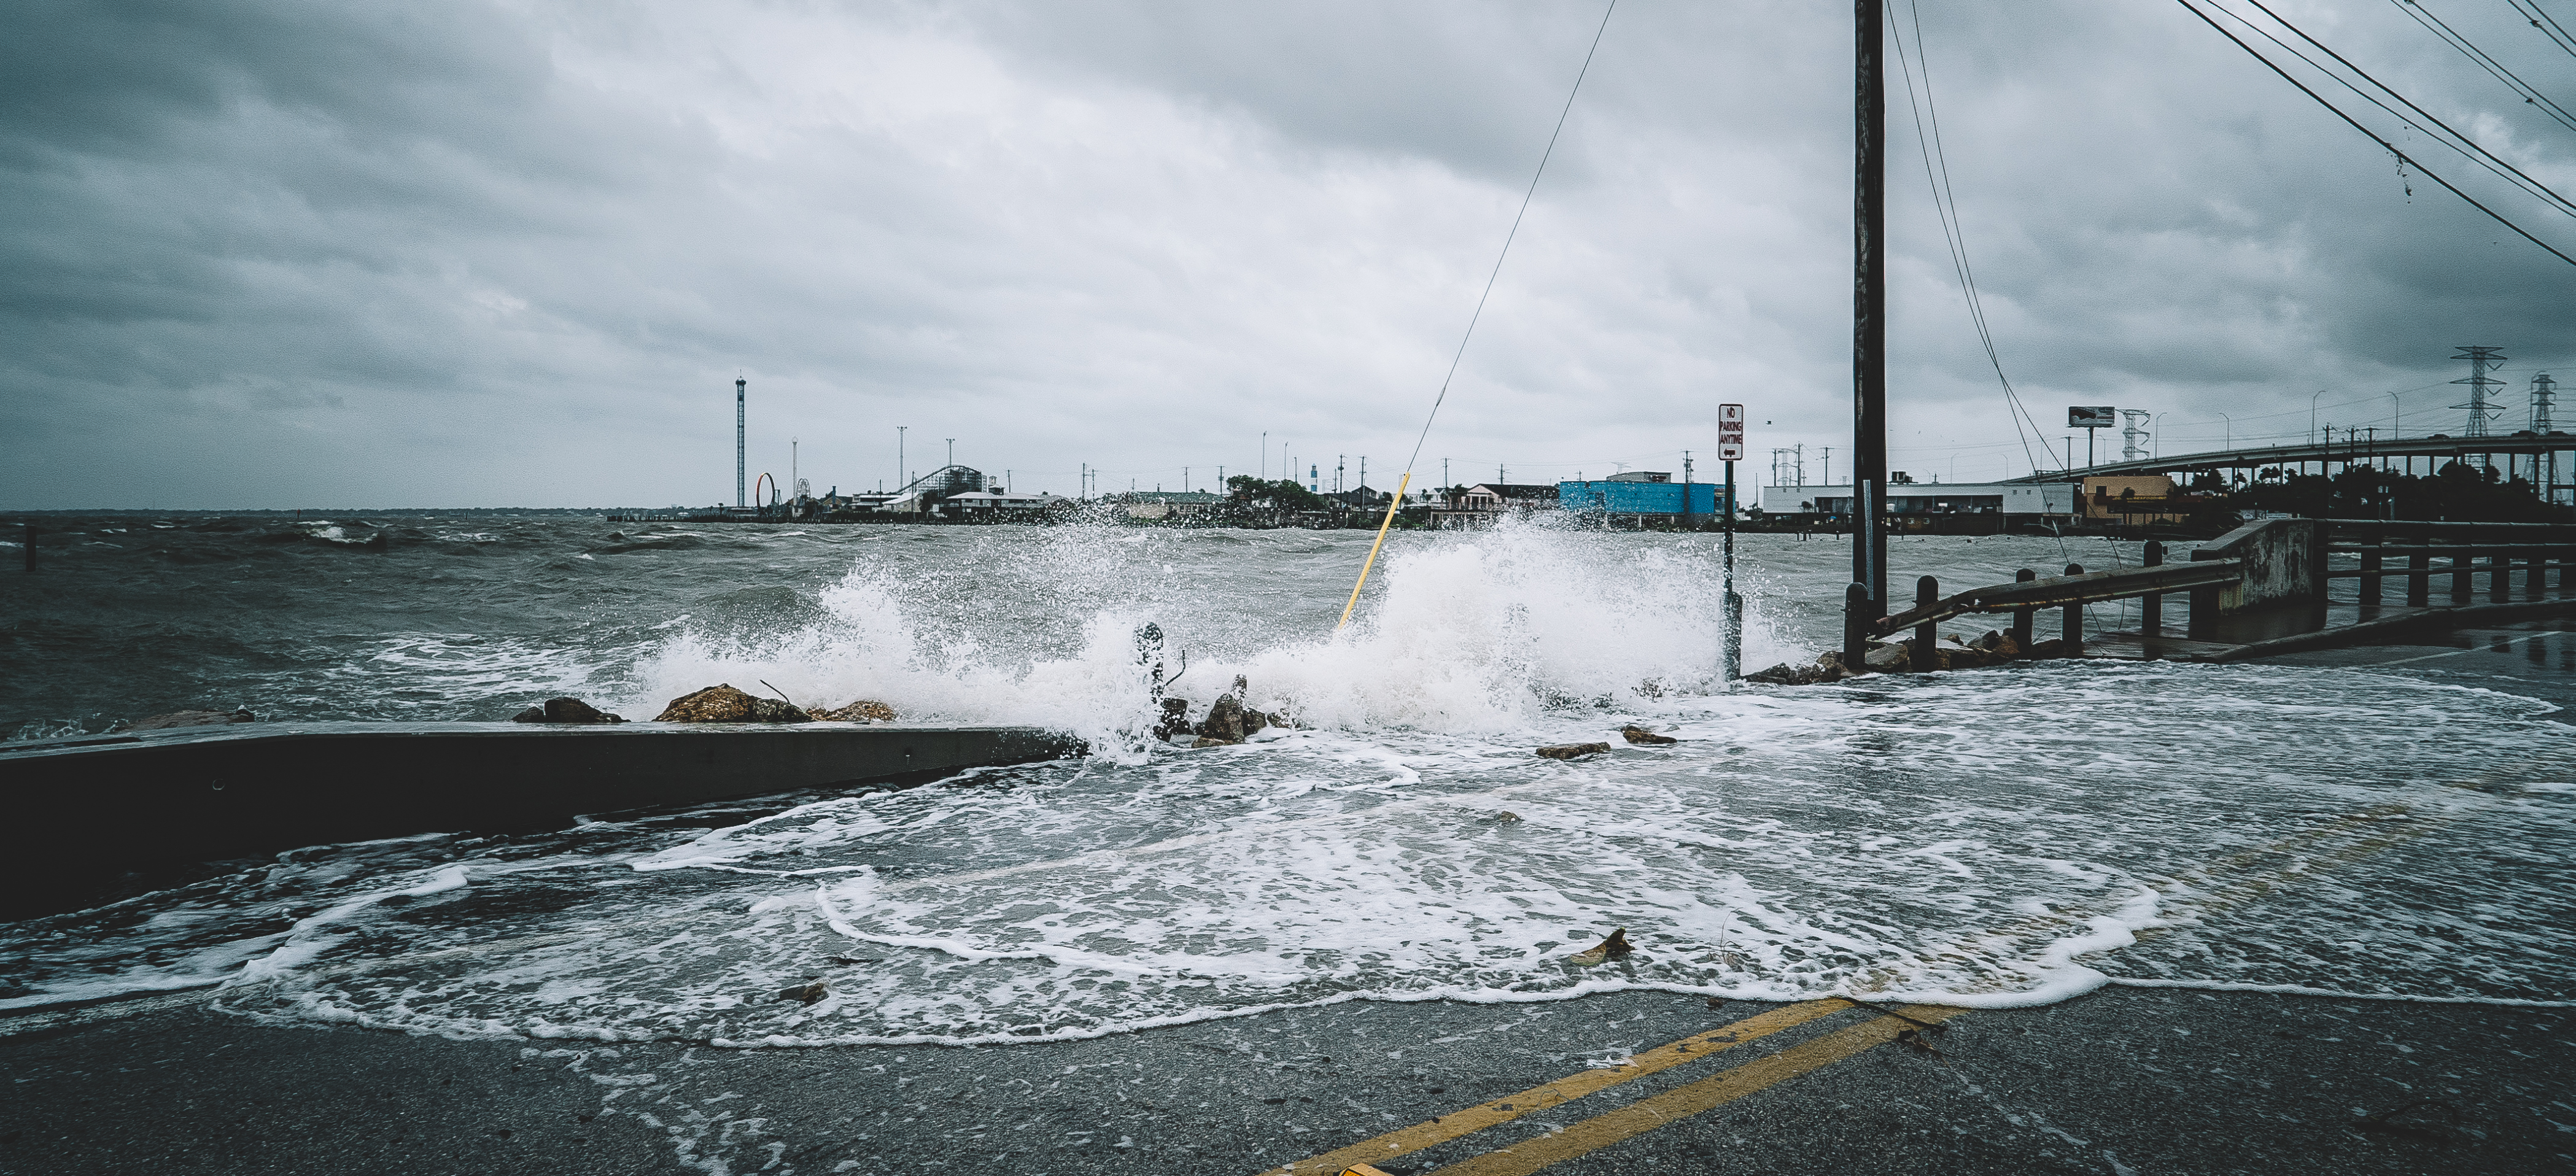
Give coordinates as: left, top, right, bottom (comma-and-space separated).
2069, 405, 2115, 470
1720, 404, 1745, 681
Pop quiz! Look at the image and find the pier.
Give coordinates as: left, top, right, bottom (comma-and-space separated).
1852, 517, 2576, 669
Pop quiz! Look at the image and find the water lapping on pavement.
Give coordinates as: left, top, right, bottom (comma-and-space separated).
2, 519, 2570, 1039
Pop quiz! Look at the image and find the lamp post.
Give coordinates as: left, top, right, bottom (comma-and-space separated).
2388, 391, 2401, 441
2154, 412, 2169, 458
2219, 413, 2233, 449
2311, 390, 2327, 443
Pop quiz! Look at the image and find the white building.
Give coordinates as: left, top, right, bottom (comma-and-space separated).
1754, 482, 2077, 517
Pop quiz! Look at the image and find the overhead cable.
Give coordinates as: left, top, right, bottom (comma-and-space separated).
1399, 0, 1616, 477
2388, 0, 2576, 133
2223, 0, 2575, 220
2176, 0, 2576, 268
2504, 0, 2576, 60
1888, 1, 2052, 478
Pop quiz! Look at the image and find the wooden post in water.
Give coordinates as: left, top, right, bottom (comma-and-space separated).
2490, 552, 2510, 603
2062, 563, 2084, 653
2011, 568, 2036, 650
2360, 535, 2383, 607
2408, 551, 2431, 606
1843, 582, 1871, 672
18, 524, 28, 574
1911, 575, 1939, 673
2141, 541, 2164, 637
2451, 543, 2473, 603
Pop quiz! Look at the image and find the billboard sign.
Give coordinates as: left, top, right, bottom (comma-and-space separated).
1718, 403, 1745, 461
2068, 405, 2116, 428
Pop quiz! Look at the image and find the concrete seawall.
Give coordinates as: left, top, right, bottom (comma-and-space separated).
0, 721, 1080, 916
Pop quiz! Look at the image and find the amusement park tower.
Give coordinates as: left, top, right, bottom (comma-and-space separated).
735, 378, 747, 508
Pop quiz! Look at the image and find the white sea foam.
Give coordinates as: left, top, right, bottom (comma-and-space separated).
8, 525, 2572, 1040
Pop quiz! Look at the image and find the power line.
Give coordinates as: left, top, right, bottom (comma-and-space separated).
2220, 0, 2575, 220
1887, 2, 2052, 477
1399, 0, 1616, 477
2505, 0, 2576, 60
2387, 0, 2576, 134
2175, 0, 2576, 268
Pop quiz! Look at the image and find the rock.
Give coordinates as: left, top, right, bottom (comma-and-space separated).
1536, 742, 1612, 760
1486, 811, 1523, 823
813, 699, 896, 722
1967, 629, 2021, 657
510, 706, 547, 723
654, 684, 812, 724
1744, 662, 1827, 686
1195, 694, 1247, 743
1619, 725, 1677, 746
538, 697, 623, 724
1864, 641, 1912, 671
129, 708, 257, 731
1151, 697, 1194, 741
1568, 927, 1634, 966
1190, 736, 1240, 748
777, 981, 828, 1005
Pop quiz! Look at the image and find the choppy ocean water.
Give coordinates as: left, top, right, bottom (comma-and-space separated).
2, 515, 2570, 1042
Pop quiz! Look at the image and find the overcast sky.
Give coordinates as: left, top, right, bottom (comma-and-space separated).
4, 0, 2572, 508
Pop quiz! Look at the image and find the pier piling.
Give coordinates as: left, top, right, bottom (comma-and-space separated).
1843, 582, 1870, 671
2408, 551, 2431, 606
2011, 568, 2036, 649
2062, 563, 2084, 651
1912, 576, 1939, 672
2359, 537, 2382, 606
2141, 541, 2164, 635
2452, 545, 2473, 603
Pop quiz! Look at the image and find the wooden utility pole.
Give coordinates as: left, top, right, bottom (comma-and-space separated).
1847, 0, 1889, 667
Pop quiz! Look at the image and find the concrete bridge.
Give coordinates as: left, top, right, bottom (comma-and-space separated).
2001, 431, 2575, 489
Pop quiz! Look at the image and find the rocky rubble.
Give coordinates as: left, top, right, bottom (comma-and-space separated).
510, 697, 626, 724
811, 700, 898, 723
1743, 627, 2084, 686
1163, 675, 1295, 747
1535, 742, 1613, 760
653, 684, 813, 723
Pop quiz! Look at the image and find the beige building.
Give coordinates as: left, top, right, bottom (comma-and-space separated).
2079, 474, 2186, 524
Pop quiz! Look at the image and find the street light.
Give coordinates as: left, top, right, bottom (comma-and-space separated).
2311, 390, 2327, 443
2388, 391, 2402, 441
2219, 413, 2233, 450
2154, 412, 2170, 458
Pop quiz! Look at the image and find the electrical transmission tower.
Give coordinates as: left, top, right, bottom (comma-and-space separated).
2120, 410, 2151, 462
2532, 372, 2557, 433
2450, 346, 2507, 437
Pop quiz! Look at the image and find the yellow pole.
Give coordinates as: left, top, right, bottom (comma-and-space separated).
1337, 472, 1412, 630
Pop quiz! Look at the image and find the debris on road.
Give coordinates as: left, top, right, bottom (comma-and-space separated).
1536, 742, 1612, 760
1568, 927, 1633, 966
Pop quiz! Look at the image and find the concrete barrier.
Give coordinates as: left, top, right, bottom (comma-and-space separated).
0, 721, 1080, 916
2190, 519, 2325, 638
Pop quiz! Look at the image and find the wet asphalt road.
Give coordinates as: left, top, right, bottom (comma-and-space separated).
4, 983, 2570, 1175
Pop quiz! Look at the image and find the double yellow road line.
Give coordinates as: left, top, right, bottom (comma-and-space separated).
1259, 999, 1967, 1176
1259, 776, 2543, 1176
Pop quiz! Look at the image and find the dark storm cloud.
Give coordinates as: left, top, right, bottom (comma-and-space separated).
0, 0, 2568, 507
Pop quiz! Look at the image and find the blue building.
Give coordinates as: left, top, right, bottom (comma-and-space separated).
1556, 473, 1723, 516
